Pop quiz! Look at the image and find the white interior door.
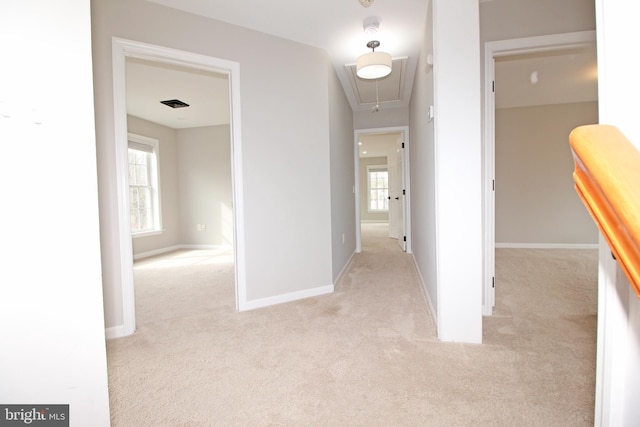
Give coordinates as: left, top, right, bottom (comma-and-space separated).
388, 138, 405, 251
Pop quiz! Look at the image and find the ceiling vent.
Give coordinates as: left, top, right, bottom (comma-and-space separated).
160, 99, 190, 108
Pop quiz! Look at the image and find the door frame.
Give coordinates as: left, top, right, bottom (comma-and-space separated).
483, 30, 596, 315
354, 126, 411, 253
111, 38, 246, 337
388, 141, 404, 249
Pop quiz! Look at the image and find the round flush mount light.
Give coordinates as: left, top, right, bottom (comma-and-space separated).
359, 0, 374, 7
356, 40, 392, 79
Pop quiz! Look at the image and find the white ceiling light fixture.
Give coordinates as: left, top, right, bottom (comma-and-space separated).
358, 0, 374, 7
356, 40, 392, 79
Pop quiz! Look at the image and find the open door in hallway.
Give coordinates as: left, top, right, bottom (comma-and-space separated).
354, 126, 410, 254
388, 135, 405, 251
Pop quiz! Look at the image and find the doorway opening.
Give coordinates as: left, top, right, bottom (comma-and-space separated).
483, 31, 598, 315
111, 38, 246, 338
354, 126, 411, 254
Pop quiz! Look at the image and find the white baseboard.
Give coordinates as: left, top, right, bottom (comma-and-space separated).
133, 245, 181, 260
108, 282, 335, 336
133, 244, 232, 260
179, 244, 232, 251
411, 254, 438, 332
239, 284, 334, 312
334, 251, 356, 285
496, 243, 598, 249
105, 325, 126, 340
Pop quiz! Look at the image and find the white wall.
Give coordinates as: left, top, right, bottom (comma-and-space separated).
432, 0, 483, 343
495, 102, 599, 245
177, 125, 233, 247
409, 0, 483, 343
410, 0, 438, 321
480, 0, 596, 43
0, 0, 110, 425
354, 107, 409, 130
127, 115, 181, 255
329, 67, 357, 282
593, 1, 640, 425
92, 0, 333, 327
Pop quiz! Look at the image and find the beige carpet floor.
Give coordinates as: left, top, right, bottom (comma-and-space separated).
106, 223, 598, 426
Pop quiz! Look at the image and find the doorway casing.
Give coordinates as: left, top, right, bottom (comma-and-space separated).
483, 30, 597, 316
354, 126, 411, 254
110, 38, 246, 338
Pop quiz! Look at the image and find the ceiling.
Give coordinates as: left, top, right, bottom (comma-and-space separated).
146, 0, 428, 112
125, 57, 230, 129
127, 0, 598, 130
359, 132, 402, 158
495, 45, 598, 109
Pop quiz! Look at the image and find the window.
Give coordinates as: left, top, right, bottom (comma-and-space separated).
128, 134, 162, 235
368, 166, 388, 212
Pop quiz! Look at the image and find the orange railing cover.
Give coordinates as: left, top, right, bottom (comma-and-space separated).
570, 124, 640, 297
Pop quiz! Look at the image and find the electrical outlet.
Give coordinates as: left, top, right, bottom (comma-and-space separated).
197, 224, 206, 231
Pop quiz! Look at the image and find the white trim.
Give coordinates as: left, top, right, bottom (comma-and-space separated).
403, 129, 412, 254
487, 31, 597, 58
127, 132, 158, 147
111, 41, 136, 337
594, 234, 625, 426
131, 229, 163, 239
354, 133, 362, 252
132, 244, 233, 260
239, 285, 334, 311
105, 325, 126, 340
593, 1, 640, 422
133, 245, 182, 260
411, 253, 437, 329
111, 38, 246, 338
360, 220, 389, 224
482, 30, 597, 316
333, 251, 356, 286
178, 244, 233, 251
366, 164, 389, 213
128, 132, 163, 235
354, 126, 412, 254
495, 243, 599, 249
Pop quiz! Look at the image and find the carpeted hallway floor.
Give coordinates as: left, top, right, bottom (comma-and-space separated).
106, 223, 597, 426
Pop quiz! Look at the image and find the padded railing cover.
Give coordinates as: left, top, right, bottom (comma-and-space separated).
570, 124, 640, 297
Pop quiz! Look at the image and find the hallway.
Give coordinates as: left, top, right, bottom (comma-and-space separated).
106, 223, 596, 426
